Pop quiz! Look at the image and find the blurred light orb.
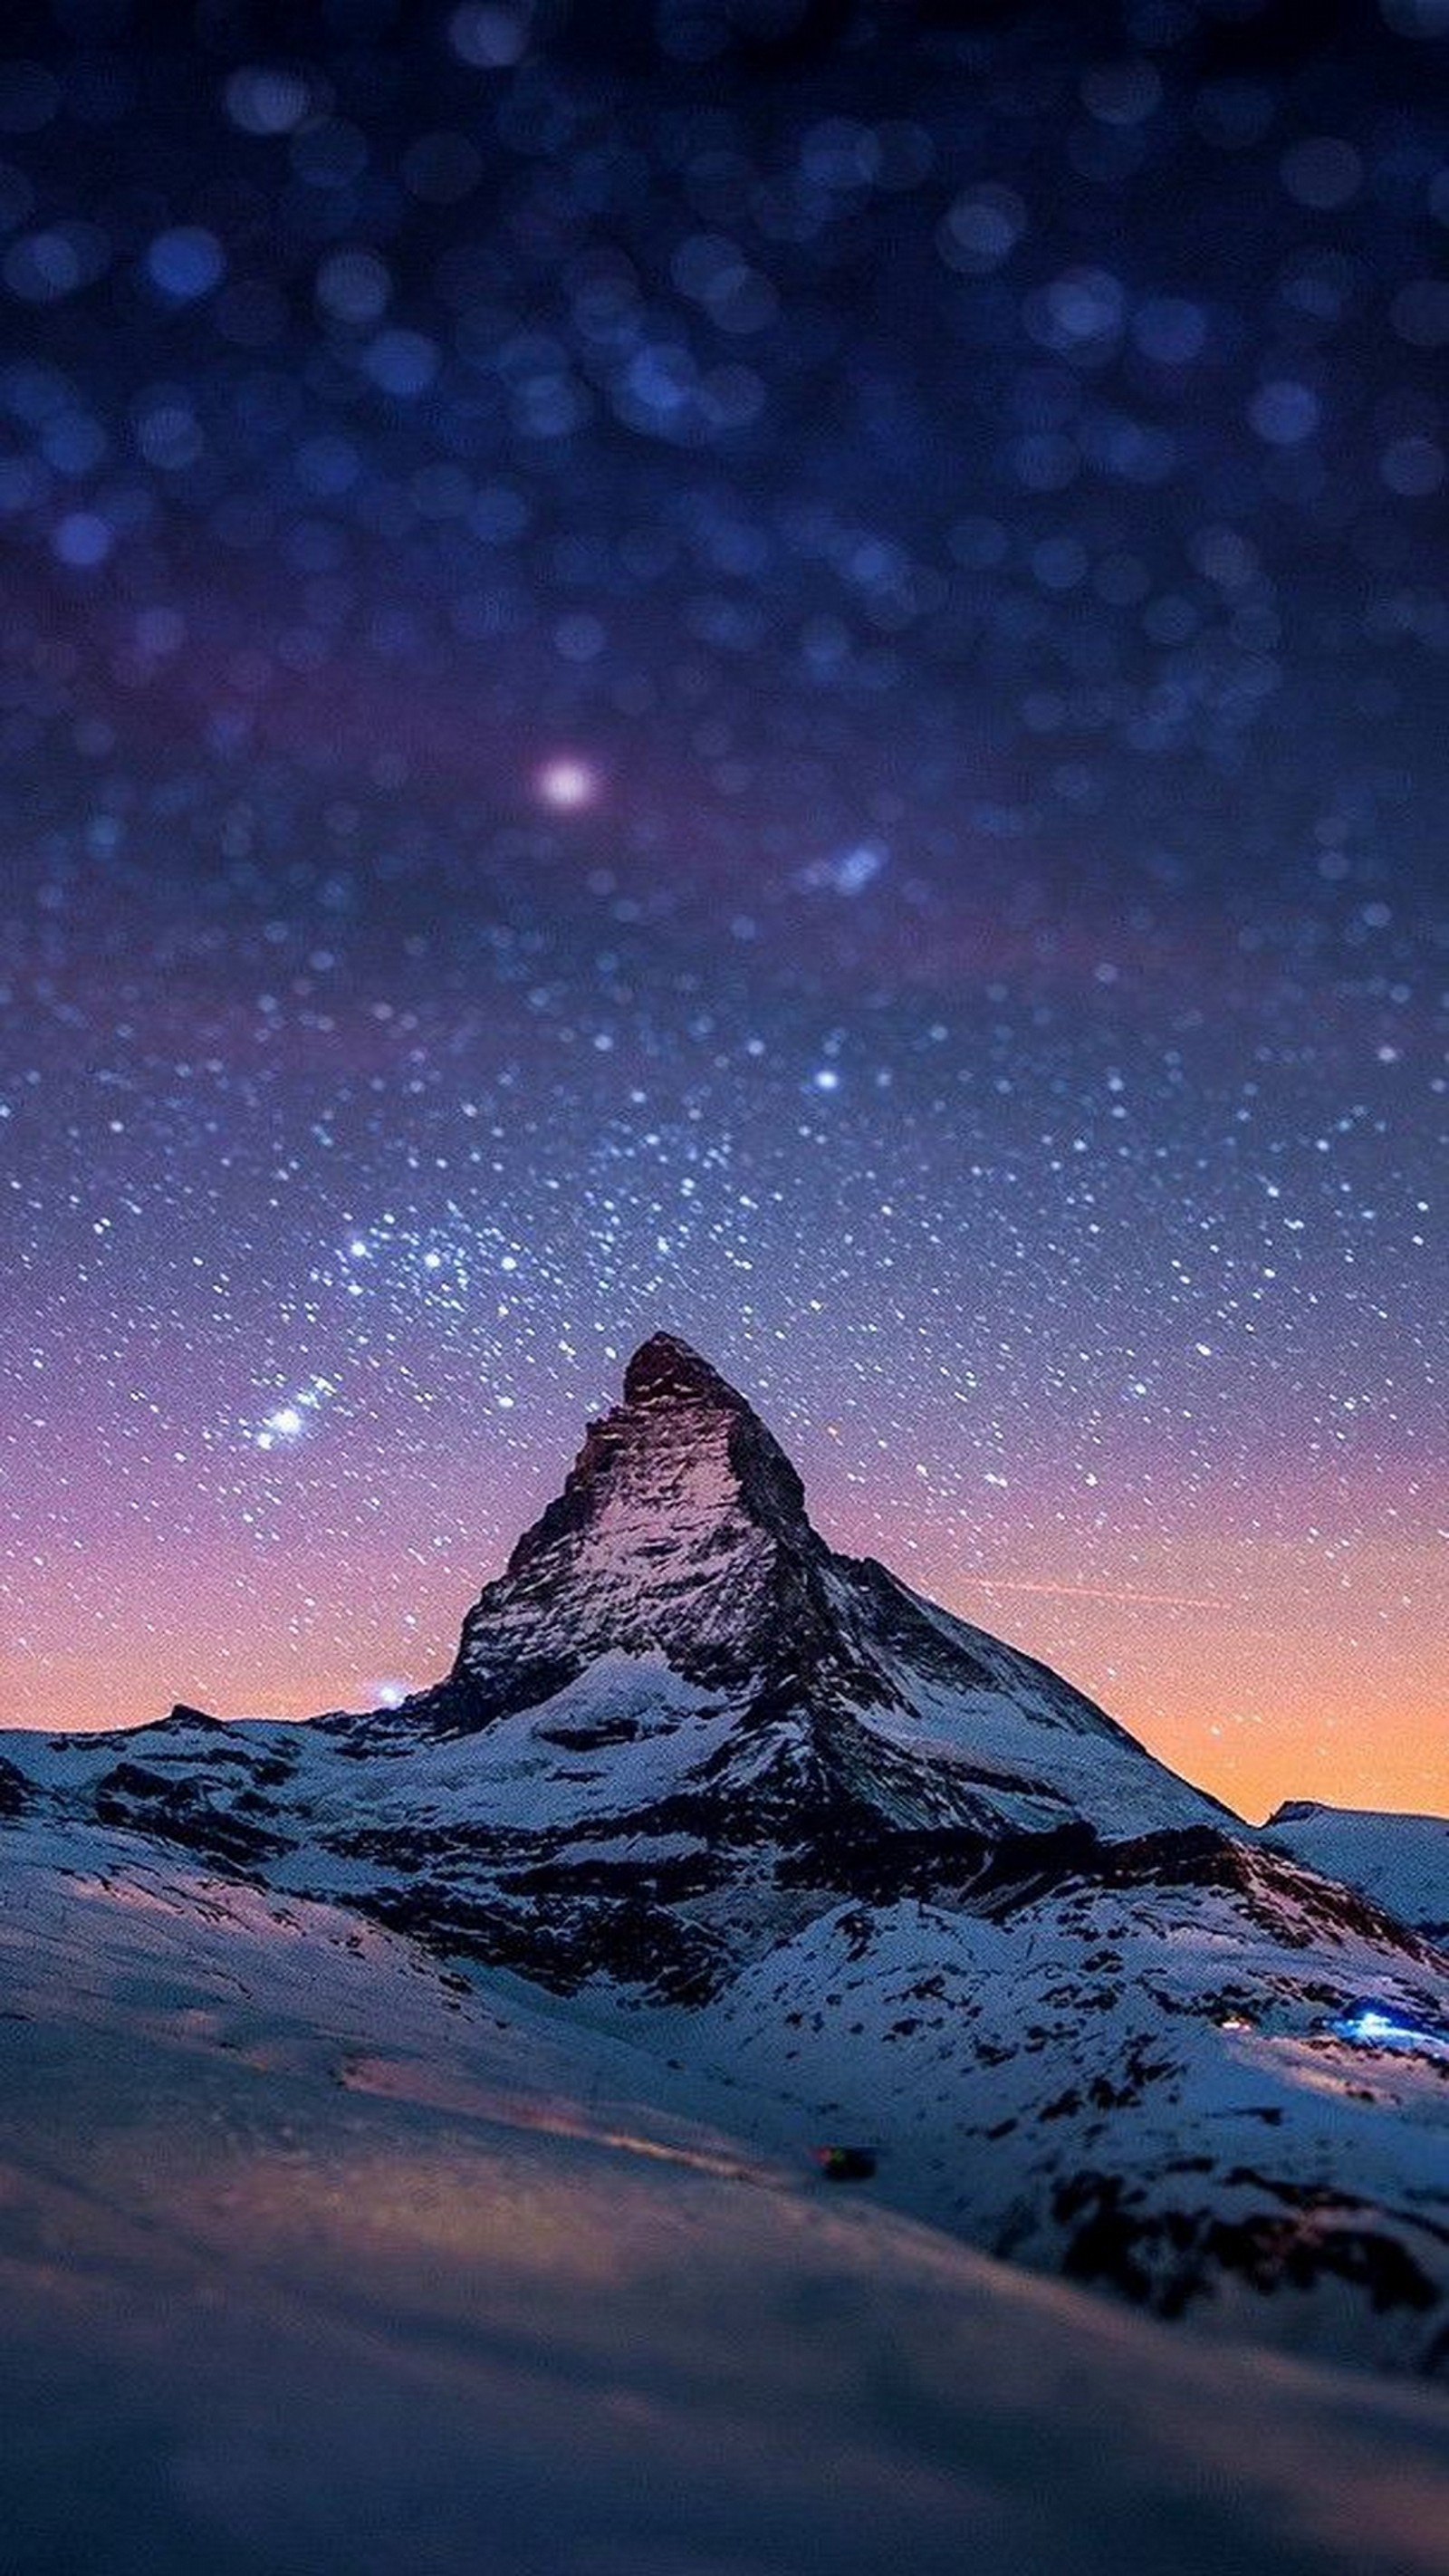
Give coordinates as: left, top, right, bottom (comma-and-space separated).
146, 226, 226, 301
534, 755, 600, 812
223, 65, 314, 136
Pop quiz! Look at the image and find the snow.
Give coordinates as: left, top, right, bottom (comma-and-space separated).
5, 1809, 1449, 2576
3, 1702, 1447, 2373
398, 1654, 732, 1825
829, 1563, 1224, 1835
1264, 1805, 1449, 1935
638, 1864, 1449, 2363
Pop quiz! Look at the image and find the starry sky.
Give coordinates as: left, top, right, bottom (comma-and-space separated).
1, 0, 1444, 1821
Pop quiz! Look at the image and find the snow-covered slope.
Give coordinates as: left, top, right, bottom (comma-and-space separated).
5, 1807, 1449, 2576
1264, 1803, 1449, 1939
3, 1334, 1446, 2384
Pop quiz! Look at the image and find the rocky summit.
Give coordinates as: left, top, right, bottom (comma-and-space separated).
381, 1330, 1226, 1852
4, 1335, 1448, 2375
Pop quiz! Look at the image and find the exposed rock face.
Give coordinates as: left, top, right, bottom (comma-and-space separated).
435, 1331, 853, 1720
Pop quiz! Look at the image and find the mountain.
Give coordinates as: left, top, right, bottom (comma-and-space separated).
1264, 1802, 1449, 1940
3, 1332, 1448, 2379
361, 1330, 1228, 1841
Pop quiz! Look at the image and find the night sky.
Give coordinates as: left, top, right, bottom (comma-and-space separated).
1, 0, 1444, 1820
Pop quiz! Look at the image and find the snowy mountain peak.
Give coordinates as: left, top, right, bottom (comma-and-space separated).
430, 1336, 825, 1728
376, 1339, 1223, 1847
500, 1332, 812, 1588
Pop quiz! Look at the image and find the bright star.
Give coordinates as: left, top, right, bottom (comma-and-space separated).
534, 755, 600, 812
253, 1379, 336, 1448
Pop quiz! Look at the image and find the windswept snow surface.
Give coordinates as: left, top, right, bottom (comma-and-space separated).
4, 1810, 1449, 2576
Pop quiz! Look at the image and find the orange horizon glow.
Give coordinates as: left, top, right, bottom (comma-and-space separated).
3, 1495, 1443, 1829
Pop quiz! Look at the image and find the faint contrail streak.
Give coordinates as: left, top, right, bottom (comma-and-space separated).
953, 1576, 1230, 1611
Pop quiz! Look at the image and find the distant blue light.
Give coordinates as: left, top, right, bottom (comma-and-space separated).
1329, 2002, 1449, 2061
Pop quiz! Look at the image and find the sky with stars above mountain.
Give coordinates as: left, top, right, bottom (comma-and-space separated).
1, 0, 1444, 1819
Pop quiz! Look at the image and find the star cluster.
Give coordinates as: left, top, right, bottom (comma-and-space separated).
0, 0, 1444, 1817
